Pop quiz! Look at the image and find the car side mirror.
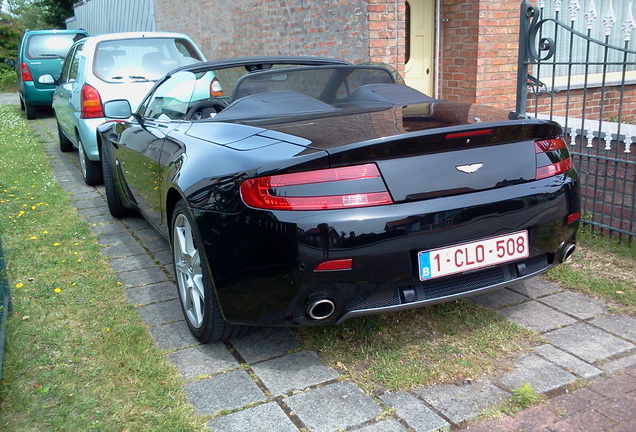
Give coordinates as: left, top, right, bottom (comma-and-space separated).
38, 74, 56, 85
103, 99, 133, 119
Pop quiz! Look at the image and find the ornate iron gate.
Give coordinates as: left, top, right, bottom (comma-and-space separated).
517, 0, 636, 243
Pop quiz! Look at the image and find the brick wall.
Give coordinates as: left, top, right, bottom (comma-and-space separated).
154, 0, 371, 64
528, 85, 636, 124
366, 0, 406, 76
440, 0, 520, 110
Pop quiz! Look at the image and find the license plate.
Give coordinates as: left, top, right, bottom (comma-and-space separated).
418, 231, 529, 281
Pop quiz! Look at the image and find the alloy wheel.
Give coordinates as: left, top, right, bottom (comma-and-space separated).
172, 213, 205, 329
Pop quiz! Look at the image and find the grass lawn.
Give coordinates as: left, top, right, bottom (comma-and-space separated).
0, 106, 208, 431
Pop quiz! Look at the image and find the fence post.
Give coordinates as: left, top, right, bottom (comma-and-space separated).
516, 0, 534, 115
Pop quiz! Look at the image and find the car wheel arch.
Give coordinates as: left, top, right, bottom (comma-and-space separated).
165, 188, 186, 239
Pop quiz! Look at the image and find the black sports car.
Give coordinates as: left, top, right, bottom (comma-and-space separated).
98, 56, 580, 342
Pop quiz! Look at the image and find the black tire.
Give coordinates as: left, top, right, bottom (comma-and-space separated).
58, 122, 74, 152
25, 102, 36, 120
171, 200, 253, 342
78, 138, 103, 186
102, 145, 135, 218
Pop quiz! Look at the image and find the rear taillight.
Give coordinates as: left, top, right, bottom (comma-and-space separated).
80, 84, 104, 119
20, 63, 33, 82
240, 163, 393, 210
535, 137, 572, 180
210, 77, 224, 97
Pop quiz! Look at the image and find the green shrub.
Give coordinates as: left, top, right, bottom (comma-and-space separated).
0, 66, 17, 92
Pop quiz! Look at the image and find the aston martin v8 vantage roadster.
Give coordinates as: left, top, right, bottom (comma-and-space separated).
98, 56, 580, 342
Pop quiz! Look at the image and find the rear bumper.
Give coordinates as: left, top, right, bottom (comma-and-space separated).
76, 117, 105, 161
196, 172, 580, 326
21, 83, 54, 107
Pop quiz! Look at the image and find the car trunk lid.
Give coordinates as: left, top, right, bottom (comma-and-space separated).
257, 101, 565, 202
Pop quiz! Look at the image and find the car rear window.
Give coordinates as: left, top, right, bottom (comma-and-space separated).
93, 38, 202, 83
26, 33, 84, 60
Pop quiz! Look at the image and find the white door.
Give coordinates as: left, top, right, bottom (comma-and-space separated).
405, 0, 435, 96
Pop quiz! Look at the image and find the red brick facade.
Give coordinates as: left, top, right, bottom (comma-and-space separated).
439, 0, 520, 109
153, 0, 523, 110
528, 86, 636, 124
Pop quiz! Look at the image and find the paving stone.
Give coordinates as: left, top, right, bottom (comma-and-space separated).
596, 395, 636, 424
251, 350, 339, 396
123, 216, 152, 230
82, 214, 117, 225
231, 327, 302, 363
76, 205, 109, 218
141, 237, 170, 254
469, 288, 527, 309
153, 250, 174, 269
149, 321, 198, 350
509, 277, 562, 298
208, 401, 298, 432
352, 418, 409, 432
101, 242, 148, 259
185, 369, 265, 415
138, 299, 183, 326
415, 380, 509, 425
285, 381, 380, 432
587, 372, 636, 398
89, 222, 128, 237
125, 281, 177, 305
70, 196, 104, 209
380, 391, 450, 432
540, 291, 605, 320
133, 228, 164, 243
499, 354, 576, 393
544, 386, 604, 417
116, 266, 171, 288
550, 409, 613, 432
599, 353, 636, 373
544, 323, 636, 363
97, 232, 136, 247
168, 343, 238, 380
591, 314, 636, 343
109, 253, 159, 273
497, 300, 576, 332
533, 344, 602, 378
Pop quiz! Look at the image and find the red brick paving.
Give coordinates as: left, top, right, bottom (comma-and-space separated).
461, 366, 636, 431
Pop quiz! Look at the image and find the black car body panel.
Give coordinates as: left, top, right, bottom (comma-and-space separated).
99, 57, 580, 337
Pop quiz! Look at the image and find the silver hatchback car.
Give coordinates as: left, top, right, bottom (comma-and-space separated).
51, 32, 207, 185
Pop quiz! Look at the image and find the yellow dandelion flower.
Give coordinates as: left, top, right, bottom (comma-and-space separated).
73, 242, 80, 246
22, 203, 27, 207
116, 282, 123, 286
53, 288, 62, 294
17, 211, 24, 217
30, 236, 37, 240
77, 259, 82, 263
31, 206, 36, 210
53, 242, 60, 246
42, 230, 48, 234
15, 282, 24, 288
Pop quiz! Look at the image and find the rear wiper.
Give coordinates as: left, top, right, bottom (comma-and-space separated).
128, 75, 152, 82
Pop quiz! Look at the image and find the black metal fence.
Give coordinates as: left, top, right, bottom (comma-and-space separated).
517, 0, 636, 244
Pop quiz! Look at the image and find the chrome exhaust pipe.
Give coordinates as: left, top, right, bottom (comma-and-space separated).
306, 299, 336, 320
560, 242, 576, 263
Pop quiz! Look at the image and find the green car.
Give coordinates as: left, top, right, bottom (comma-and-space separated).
17, 29, 88, 120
